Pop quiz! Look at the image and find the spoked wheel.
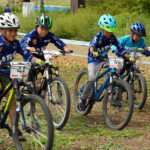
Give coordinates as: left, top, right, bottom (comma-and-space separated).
13, 95, 54, 150
103, 80, 134, 130
132, 72, 147, 109
46, 77, 70, 130
73, 69, 94, 115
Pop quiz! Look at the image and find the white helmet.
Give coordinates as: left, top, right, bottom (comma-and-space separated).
0, 13, 20, 29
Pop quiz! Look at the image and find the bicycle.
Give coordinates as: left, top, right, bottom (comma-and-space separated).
73, 56, 134, 130
0, 62, 54, 150
119, 49, 147, 109
29, 49, 72, 130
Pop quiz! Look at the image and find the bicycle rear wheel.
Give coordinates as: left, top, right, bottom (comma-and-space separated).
13, 94, 54, 150
46, 77, 70, 130
73, 69, 94, 115
103, 80, 134, 130
132, 72, 147, 109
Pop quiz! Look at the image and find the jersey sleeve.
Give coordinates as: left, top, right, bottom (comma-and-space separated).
112, 36, 127, 56
89, 33, 99, 49
50, 33, 66, 50
17, 41, 34, 62
21, 32, 33, 50
111, 37, 125, 53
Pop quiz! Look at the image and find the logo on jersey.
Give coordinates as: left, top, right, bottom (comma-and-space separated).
0, 47, 2, 52
32, 39, 37, 45
99, 40, 102, 45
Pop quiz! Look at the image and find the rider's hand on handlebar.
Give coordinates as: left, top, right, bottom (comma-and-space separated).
63, 46, 72, 53
26, 47, 36, 53
90, 47, 99, 57
144, 50, 150, 56
92, 52, 99, 57
36, 59, 45, 65
129, 57, 135, 62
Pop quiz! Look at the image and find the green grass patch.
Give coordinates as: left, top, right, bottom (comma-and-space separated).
99, 142, 125, 150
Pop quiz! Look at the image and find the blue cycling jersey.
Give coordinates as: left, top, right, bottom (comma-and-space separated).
4, 8, 11, 13
112, 35, 147, 53
88, 31, 127, 63
0, 35, 33, 76
21, 29, 66, 53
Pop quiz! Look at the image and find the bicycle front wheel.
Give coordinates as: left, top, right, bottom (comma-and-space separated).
13, 94, 54, 150
46, 77, 70, 130
132, 72, 147, 109
103, 80, 134, 130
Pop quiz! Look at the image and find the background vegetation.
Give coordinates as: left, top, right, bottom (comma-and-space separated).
13, 0, 150, 45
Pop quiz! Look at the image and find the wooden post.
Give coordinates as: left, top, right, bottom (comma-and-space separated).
71, 0, 85, 13
71, 0, 78, 13
39, 0, 44, 11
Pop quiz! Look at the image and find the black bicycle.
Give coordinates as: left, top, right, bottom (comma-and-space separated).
0, 62, 54, 150
119, 50, 147, 109
30, 50, 72, 130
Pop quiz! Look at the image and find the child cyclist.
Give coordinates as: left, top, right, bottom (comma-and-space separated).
21, 14, 72, 93
21, 14, 71, 59
112, 22, 150, 75
0, 13, 43, 139
78, 14, 130, 111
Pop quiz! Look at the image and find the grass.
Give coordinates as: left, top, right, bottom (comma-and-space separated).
1, 61, 150, 149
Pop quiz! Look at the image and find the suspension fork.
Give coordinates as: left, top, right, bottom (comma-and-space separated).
14, 80, 26, 130
44, 68, 53, 104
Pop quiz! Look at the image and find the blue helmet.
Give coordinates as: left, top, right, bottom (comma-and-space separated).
98, 14, 117, 32
130, 22, 146, 37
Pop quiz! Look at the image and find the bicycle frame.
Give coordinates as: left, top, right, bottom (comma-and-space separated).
0, 82, 15, 126
0, 79, 27, 131
120, 61, 137, 84
93, 68, 116, 102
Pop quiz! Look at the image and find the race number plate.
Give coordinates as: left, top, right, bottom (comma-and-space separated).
10, 62, 31, 79
43, 50, 62, 60
109, 57, 124, 69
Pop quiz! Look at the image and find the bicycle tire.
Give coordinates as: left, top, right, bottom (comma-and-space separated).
13, 94, 54, 150
132, 72, 147, 109
103, 80, 134, 130
46, 76, 70, 130
73, 69, 94, 115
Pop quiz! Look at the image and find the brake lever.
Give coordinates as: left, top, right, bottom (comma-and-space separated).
60, 50, 73, 55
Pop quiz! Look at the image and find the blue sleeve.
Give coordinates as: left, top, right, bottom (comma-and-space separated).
21, 34, 33, 50
50, 33, 66, 50
111, 37, 125, 53
89, 33, 99, 49
17, 41, 34, 62
112, 36, 127, 56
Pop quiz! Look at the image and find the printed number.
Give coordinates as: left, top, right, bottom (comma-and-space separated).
17, 67, 25, 73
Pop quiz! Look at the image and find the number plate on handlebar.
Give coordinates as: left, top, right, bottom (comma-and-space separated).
43, 50, 62, 60
109, 57, 124, 69
10, 62, 31, 79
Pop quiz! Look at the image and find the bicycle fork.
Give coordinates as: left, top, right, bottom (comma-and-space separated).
14, 81, 26, 130
44, 69, 53, 105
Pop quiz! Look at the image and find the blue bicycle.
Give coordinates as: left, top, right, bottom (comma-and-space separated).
73, 57, 134, 130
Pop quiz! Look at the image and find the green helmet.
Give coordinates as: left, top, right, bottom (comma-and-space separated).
35, 14, 52, 30
98, 14, 117, 32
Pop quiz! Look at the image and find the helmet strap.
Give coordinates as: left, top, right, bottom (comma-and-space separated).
3, 29, 15, 44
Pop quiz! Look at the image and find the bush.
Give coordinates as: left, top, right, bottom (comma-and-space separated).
16, 1, 150, 44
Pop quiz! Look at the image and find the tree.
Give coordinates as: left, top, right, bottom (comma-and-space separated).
71, 0, 85, 13
39, 0, 44, 11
